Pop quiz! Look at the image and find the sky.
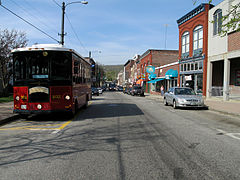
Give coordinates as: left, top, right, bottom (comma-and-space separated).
0, 0, 223, 65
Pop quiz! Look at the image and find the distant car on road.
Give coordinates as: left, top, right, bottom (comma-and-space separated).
163, 87, 205, 109
97, 87, 103, 94
91, 87, 99, 96
130, 86, 144, 96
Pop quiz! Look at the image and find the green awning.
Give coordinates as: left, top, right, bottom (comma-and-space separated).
165, 69, 178, 79
147, 78, 165, 83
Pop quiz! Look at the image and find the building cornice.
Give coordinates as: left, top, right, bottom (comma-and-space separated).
177, 3, 214, 26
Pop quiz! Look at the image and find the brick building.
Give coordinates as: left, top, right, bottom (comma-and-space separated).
177, 3, 213, 96
207, 0, 240, 100
138, 49, 178, 93
153, 62, 179, 94
123, 59, 135, 87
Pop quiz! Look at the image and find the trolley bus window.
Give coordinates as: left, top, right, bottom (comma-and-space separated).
51, 52, 72, 80
13, 51, 72, 81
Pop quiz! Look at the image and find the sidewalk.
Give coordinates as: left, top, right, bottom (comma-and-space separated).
0, 101, 19, 126
145, 93, 240, 117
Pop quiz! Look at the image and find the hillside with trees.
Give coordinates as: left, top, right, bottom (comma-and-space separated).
103, 65, 123, 82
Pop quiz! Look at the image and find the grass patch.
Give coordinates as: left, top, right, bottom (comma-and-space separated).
0, 95, 13, 103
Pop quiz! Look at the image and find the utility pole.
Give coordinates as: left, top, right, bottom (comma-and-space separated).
164, 24, 168, 49
60, 2, 66, 45
59, 1, 88, 45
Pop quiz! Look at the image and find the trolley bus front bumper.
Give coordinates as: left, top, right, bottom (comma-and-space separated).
13, 109, 73, 115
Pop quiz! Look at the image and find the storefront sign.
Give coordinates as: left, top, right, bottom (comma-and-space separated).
146, 66, 155, 73
185, 75, 192, 81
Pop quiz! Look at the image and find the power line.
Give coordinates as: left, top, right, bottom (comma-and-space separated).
65, 13, 88, 53
0, 4, 59, 43
52, 0, 61, 8
9, 0, 59, 36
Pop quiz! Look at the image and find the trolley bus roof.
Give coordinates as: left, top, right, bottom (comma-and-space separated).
11, 44, 90, 65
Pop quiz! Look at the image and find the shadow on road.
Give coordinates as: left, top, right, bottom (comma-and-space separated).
76, 103, 144, 120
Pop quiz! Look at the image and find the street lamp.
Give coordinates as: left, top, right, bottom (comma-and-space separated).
89, 50, 101, 58
60, 1, 88, 45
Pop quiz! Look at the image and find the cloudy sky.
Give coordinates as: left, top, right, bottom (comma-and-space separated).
0, 0, 223, 65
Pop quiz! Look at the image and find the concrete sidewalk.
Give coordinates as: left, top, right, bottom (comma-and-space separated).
0, 101, 19, 126
145, 93, 240, 117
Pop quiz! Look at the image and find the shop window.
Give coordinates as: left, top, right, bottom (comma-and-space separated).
193, 25, 203, 56
187, 64, 190, 71
191, 63, 194, 71
199, 61, 203, 70
213, 9, 222, 36
195, 63, 198, 70
181, 31, 190, 58
181, 64, 183, 72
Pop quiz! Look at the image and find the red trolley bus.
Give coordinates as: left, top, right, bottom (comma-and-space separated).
12, 44, 91, 117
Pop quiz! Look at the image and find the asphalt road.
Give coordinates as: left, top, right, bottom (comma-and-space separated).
0, 91, 240, 180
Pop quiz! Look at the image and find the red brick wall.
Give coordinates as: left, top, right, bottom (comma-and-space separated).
125, 60, 134, 80
178, 4, 211, 96
228, 31, 240, 52
139, 50, 178, 92
158, 64, 178, 77
152, 50, 178, 67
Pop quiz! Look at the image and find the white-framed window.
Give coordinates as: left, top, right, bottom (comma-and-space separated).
213, 9, 222, 35
193, 25, 203, 51
181, 31, 190, 56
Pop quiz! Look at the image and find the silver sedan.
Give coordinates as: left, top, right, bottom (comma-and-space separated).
163, 87, 205, 109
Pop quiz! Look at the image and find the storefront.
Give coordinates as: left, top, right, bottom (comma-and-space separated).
179, 57, 204, 94
148, 68, 178, 94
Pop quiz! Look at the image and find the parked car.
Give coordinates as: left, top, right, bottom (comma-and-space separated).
97, 87, 103, 94
118, 86, 123, 91
123, 87, 128, 94
130, 86, 144, 96
91, 87, 99, 96
163, 87, 205, 109
127, 87, 132, 95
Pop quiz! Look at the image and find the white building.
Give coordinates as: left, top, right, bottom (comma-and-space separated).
207, 0, 240, 101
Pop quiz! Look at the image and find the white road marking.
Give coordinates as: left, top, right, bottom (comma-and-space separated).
216, 129, 240, 141
51, 129, 61, 134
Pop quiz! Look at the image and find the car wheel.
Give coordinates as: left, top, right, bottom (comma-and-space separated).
173, 100, 177, 109
164, 98, 168, 106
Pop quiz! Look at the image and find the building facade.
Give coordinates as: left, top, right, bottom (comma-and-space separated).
177, 3, 214, 96
207, 0, 240, 101
139, 49, 179, 93
123, 59, 135, 87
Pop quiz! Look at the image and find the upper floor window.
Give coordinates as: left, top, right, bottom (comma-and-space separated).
213, 9, 222, 35
193, 25, 203, 55
181, 31, 189, 57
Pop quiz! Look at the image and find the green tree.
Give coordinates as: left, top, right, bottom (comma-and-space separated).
0, 29, 28, 96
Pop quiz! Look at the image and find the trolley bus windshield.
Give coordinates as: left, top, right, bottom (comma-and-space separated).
13, 51, 72, 82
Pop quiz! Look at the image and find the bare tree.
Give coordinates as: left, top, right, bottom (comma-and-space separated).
0, 29, 28, 96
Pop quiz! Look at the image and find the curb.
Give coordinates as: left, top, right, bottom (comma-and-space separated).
0, 115, 19, 126
207, 107, 240, 118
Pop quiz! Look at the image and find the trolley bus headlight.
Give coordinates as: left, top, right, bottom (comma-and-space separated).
37, 104, 42, 110
65, 95, 71, 100
15, 96, 20, 101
